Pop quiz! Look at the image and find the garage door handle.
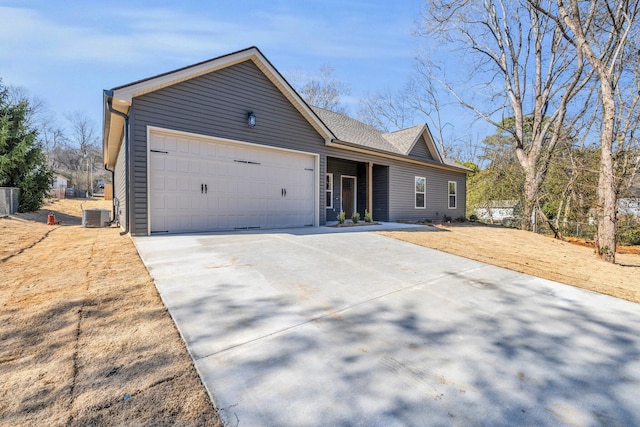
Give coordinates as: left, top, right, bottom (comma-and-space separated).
284, 188, 287, 197
205, 184, 208, 194
201, 184, 204, 194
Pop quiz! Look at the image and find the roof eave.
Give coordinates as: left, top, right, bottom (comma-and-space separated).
107, 46, 335, 145
102, 90, 128, 170
329, 139, 471, 173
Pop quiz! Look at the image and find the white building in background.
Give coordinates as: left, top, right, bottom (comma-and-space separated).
52, 174, 68, 189
475, 200, 520, 222
618, 198, 640, 217
50, 174, 68, 199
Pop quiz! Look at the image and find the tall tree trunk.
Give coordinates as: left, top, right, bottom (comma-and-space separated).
595, 80, 617, 262
521, 171, 539, 231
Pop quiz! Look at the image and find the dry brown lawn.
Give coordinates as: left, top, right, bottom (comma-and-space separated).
380, 223, 640, 304
2, 200, 638, 426
0, 198, 222, 427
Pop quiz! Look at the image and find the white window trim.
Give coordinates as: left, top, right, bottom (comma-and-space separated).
326, 173, 333, 209
415, 176, 426, 209
448, 181, 457, 209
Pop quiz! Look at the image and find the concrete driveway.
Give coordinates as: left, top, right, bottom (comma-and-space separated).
133, 225, 640, 426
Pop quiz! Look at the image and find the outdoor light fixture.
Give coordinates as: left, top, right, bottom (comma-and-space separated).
247, 111, 256, 127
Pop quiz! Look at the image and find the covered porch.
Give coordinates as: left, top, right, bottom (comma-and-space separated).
326, 157, 389, 222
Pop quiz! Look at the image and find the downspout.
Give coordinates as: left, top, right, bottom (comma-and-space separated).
104, 89, 130, 236
104, 164, 116, 222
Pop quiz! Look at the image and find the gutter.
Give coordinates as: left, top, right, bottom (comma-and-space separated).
104, 89, 130, 236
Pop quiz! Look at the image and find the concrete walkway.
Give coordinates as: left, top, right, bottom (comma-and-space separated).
134, 226, 640, 426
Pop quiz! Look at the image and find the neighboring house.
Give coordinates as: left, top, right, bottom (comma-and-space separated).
52, 174, 68, 188
475, 200, 520, 222
618, 198, 640, 217
103, 47, 469, 235
49, 173, 68, 199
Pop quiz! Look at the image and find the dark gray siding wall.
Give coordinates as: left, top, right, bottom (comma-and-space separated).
408, 135, 434, 161
325, 145, 466, 222
372, 165, 389, 221
326, 157, 365, 221
129, 60, 327, 235
114, 137, 127, 230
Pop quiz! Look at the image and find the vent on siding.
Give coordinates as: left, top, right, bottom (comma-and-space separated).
82, 209, 110, 228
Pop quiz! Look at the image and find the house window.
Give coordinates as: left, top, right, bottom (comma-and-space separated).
415, 176, 426, 209
326, 173, 333, 209
448, 181, 457, 209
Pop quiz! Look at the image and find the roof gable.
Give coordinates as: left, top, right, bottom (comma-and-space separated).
400, 125, 443, 163
103, 47, 334, 168
104, 46, 467, 173
382, 125, 423, 153
312, 107, 455, 169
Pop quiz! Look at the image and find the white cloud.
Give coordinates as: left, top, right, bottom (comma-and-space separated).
0, 2, 421, 129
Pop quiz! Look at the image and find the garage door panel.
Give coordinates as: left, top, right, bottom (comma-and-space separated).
151, 175, 164, 191
164, 176, 177, 191
150, 131, 315, 233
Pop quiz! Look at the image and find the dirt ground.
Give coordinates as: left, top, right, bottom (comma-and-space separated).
0, 199, 222, 427
380, 223, 640, 304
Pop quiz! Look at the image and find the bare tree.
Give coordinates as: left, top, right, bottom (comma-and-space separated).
613, 37, 640, 199
530, 0, 640, 262
407, 58, 457, 157
357, 89, 415, 132
287, 65, 351, 114
64, 112, 102, 193
420, 0, 593, 231
357, 59, 461, 159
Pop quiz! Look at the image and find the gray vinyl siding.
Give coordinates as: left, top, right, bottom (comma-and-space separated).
113, 137, 127, 230
325, 146, 466, 222
408, 136, 434, 161
388, 164, 466, 221
128, 60, 327, 235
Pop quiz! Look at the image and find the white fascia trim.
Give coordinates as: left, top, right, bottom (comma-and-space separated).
250, 55, 335, 143
418, 124, 444, 163
397, 125, 425, 156
111, 47, 335, 144
113, 49, 258, 103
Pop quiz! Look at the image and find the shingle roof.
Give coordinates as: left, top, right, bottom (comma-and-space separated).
311, 107, 403, 154
382, 125, 424, 154
311, 106, 469, 172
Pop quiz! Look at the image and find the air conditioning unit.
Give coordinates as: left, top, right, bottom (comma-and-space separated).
82, 209, 110, 228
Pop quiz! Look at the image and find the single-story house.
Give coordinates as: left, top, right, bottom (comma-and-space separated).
475, 200, 520, 222
103, 46, 469, 235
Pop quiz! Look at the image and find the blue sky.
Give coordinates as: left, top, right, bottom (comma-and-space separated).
0, 0, 484, 150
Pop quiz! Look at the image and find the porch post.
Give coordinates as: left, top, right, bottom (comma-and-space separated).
367, 162, 373, 220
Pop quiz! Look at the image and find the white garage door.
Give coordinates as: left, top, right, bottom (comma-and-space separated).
149, 130, 316, 233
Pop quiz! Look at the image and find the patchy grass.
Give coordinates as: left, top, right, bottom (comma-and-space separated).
379, 223, 640, 304
0, 198, 222, 426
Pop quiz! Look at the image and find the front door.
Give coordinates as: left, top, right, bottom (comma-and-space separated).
341, 176, 356, 217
